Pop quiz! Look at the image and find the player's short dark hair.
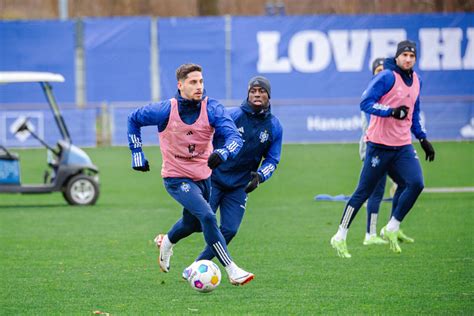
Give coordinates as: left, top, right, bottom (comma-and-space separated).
176, 63, 202, 81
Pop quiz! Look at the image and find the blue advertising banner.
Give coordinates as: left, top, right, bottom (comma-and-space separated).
231, 13, 474, 99
1, 14, 472, 145
84, 17, 151, 102
0, 20, 76, 103
0, 109, 96, 147
158, 17, 227, 100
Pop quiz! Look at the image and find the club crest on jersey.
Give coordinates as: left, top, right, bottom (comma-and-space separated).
371, 156, 380, 167
180, 182, 191, 193
188, 144, 195, 153
238, 126, 244, 135
259, 130, 269, 143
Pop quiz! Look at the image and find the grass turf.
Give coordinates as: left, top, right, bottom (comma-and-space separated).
0, 142, 473, 314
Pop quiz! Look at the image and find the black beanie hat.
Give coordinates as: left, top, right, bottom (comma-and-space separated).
371, 58, 385, 74
248, 76, 271, 99
395, 40, 417, 58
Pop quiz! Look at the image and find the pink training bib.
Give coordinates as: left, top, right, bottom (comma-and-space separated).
159, 97, 214, 180
365, 71, 420, 146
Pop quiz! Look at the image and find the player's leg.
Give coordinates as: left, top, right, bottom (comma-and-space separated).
193, 184, 226, 263
156, 178, 204, 272
387, 181, 412, 243
199, 180, 253, 286
167, 178, 253, 285
216, 187, 247, 245
164, 178, 231, 265
166, 209, 203, 242
196, 187, 247, 261
188, 187, 249, 281
382, 145, 423, 251
363, 173, 388, 245
331, 143, 392, 257
154, 207, 202, 272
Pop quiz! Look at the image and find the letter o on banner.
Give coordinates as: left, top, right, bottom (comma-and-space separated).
289, 30, 331, 72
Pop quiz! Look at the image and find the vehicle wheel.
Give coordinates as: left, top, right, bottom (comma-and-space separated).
63, 174, 99, 206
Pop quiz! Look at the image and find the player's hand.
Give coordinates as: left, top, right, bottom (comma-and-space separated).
131, 151, 150, 172
391, 105, 409, 120
245, 172, 261, 194
207, 152, 223, 169
419, 138, 435, 162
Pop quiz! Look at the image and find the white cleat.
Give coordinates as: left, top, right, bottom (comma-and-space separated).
154, 234, 173, 273
153, 234, 163, 248
227, 265, 254, 286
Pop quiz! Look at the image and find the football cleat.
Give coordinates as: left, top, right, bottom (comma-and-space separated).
380, 226, 402, 253
330, 236, 351, 258
228, 266, 254, 286
397, 230, 415, 243
363, 235, 389, 246
155, 234, 173, 272
153, 234, 163, 248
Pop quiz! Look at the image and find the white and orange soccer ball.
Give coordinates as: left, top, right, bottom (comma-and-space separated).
187, 260, 221, 293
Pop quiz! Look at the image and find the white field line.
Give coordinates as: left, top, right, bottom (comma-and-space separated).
424, 187, 474, 193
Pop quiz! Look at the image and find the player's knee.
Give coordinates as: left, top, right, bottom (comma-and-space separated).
200, 211, 217, 227
410, 179, 424, 193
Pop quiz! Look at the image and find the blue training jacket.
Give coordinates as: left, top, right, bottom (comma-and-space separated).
211, 100, 283, 189
360, 58, 426, 140
127, 91, 243, 162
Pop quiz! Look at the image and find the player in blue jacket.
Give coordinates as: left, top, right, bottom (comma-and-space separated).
128, 63, 254, 285
359, 58, 414, 247
331, 41, 435, 258
359, 58, 391, 246
181, 76, 283, 279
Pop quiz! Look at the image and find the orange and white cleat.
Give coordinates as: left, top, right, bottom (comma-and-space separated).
154, 234, 174, 272
227, 264, 254, 286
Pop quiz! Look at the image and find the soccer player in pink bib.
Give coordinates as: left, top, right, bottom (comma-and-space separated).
331, 40, 436, 258
127, 63, 254, 285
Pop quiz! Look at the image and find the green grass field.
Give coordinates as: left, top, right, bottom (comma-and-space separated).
1, 142, 473, 314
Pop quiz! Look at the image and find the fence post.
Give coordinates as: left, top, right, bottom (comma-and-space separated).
151, 17, 160, 102
75, 18, 86, 108
225, 15, 232, 102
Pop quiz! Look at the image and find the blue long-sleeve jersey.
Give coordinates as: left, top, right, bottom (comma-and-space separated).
360, 58, 426, 140
211, 100, 283, 189
127, 91, 243, 161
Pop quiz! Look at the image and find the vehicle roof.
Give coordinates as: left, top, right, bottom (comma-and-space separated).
0, 71, 65, 84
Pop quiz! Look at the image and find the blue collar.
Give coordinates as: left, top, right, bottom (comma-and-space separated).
241, 100, 271, 118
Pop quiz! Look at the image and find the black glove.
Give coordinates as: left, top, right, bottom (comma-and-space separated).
391, 105, 409, 120
245, 172, 261, 194
133, 160, 150, 172
207, 152, 223, 169
419, 138, 435, 162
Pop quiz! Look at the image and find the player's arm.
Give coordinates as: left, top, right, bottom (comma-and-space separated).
245, 118, 283, 193
358, 112, 370, 161
410, 78, 426, 140
127, 101, 170, 171
257, 118, 283, 183
410, 97, 426, 140
207, 100, 243, 169
360, 71, 395, 117
410, 80, 435, 161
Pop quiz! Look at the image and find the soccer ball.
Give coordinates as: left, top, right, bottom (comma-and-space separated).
187, 260, 221, 293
